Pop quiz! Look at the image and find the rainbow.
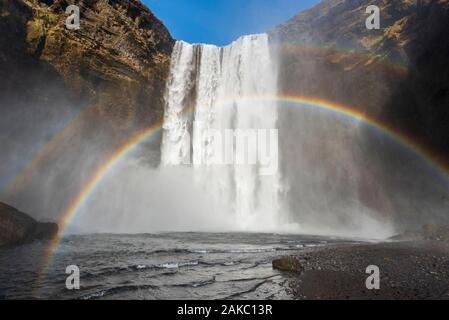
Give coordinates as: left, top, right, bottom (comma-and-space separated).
2, 109, 92, 199
4, 44, 409, 201
34, 95, 449, 287
33, 120, 164, 291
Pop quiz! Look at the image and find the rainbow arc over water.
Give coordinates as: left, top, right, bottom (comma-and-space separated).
4, 44, 409, 199
28, 95, 449, 288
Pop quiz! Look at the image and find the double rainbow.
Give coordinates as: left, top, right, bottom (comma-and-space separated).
4, 43, 409, 200
30, 94, 449, 290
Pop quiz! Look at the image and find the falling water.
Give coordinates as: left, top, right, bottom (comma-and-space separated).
71, 36, 401, 237
161, 34, 285, 231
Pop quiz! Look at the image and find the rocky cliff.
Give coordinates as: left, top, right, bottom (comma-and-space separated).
0, 0, 175, 220
270, 0, 449, 229
0, 0, 174, 132
272, 0, 418, 60
0, 202, 58, 246
271, 0, 449, 160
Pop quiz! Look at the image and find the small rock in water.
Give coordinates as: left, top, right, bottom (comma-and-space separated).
272, 256, 303, 273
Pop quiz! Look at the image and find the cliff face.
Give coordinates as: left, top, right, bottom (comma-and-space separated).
0, 0, 174, 131
0, 0, 175, 223
270, 0, 449, 229
0, 202, 58, 246
271, 0, 449, 159
272, 0, 418, 61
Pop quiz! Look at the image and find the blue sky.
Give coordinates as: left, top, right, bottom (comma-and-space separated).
143, 0, 319, 46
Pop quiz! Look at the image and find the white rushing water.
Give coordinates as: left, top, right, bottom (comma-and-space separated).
161, 34, 285, 231
72, 34, 395, 237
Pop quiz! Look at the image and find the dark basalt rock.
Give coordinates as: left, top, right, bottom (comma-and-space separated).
0, 202, 58, 247
273, 256, 303, 273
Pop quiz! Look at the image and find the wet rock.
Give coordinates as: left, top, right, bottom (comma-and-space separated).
34, 222, 59, 240
0, 202, 58, 247
273, 256, 303, 273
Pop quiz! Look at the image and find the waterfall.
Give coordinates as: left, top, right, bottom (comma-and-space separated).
161, 34, 284, 231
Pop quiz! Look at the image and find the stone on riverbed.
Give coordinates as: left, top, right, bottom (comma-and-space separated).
272, 256, 303, 273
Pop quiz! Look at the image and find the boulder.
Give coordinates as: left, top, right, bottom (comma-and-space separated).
273, 256, 303, 273
0, 202, 58, 247
34, 222, 59, 240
